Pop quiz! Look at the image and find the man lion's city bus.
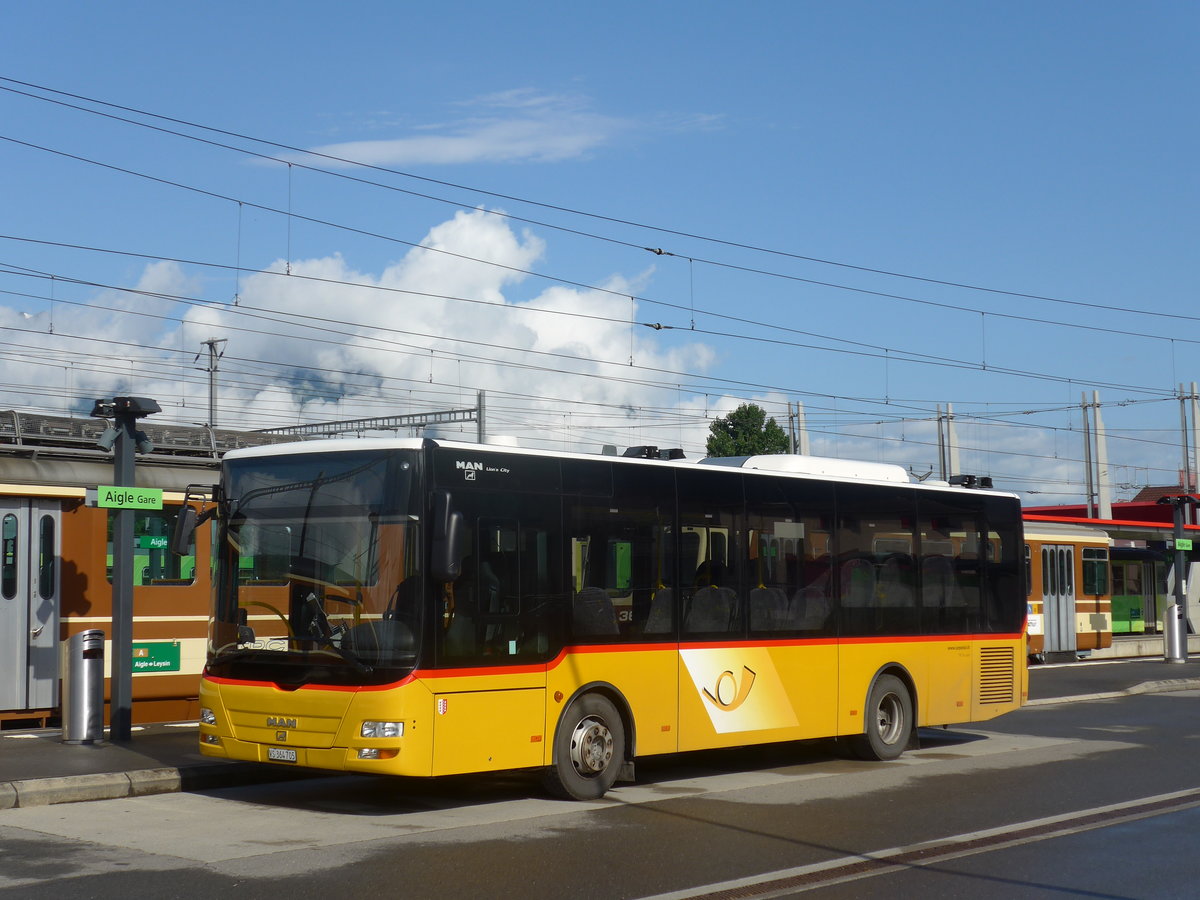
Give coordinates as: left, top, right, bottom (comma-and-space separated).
181, 438, 1027, 800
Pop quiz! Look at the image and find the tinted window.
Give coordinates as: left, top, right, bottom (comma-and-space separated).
566, 462, 675, 641
744, 473, 835, 636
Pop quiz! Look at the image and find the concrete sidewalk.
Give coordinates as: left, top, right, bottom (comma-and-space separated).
3, 656, 1199, 810
0, 722, 308, 810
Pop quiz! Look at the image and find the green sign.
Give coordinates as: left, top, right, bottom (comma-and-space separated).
132, 641, 180, 672
139, 535, 169, 550
1177, 538, 1194, 551
97, 486, 163, 510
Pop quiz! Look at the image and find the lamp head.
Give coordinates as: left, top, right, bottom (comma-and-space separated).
95, 426, 119, 451
113, 397, 162, 418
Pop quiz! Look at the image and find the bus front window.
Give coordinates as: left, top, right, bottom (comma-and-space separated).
207, 449, 421, 685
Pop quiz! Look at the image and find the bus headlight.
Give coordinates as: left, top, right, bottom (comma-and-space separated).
200, 707, 217, 726
361, 720, 404, 739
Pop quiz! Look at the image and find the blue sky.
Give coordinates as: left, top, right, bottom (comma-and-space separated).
1, 1, 1195, 502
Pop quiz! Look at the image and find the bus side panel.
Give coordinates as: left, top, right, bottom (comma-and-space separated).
431, 687, 546, 776
546, 646, 678, 761
676, 643, 837, 752
921, 641, 973, 726
836, 641, 927, 737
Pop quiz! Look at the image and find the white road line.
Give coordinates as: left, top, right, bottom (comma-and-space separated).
634, 787, 1200, 899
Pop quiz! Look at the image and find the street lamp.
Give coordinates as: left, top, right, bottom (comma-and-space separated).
91, 396, 161, 740
1156, 495, 1199, 664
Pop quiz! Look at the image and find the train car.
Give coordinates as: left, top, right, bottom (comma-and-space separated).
0, 410, 288, 727
1023, 519, 1112, 662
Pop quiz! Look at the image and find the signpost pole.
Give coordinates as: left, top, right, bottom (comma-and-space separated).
110, 415, 136, 739
1159, 495, 1195, 664
91, 397, 160, 742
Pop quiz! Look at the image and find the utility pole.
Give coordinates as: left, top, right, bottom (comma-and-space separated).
200, 339, 226, 427
937, 404, 959, 481
1082, 393, 1095, 518
1093, 392, 1112, 519
1180, 381, 1200, 528
1080, 392, 1112, 519
787, 401, 810, 456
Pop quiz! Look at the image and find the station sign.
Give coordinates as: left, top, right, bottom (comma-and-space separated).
92, 486, 163, 510
138, 535, 169, 550
1176, 538, 1194, 551
132, 641, 181, 673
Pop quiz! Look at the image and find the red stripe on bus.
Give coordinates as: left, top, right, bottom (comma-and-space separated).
204, 631, 1025, 690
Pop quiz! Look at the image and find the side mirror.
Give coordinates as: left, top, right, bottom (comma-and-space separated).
169, 505, 198, 556
431, 490, 464, 582
170, 484, 219, 556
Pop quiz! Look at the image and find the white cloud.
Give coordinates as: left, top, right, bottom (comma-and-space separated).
127, 208, 719, 454
298, 91, 628, 167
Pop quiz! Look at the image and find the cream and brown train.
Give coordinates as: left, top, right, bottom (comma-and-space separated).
1023, 519, 1112, 662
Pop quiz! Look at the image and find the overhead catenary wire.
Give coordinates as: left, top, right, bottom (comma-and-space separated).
0, 242, 1182, 401
2, 131, 1196, 354
0, 75, 1190, 327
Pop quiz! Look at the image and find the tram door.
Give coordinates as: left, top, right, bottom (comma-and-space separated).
0, 500, 61, 713
1042, 544, 1076, 654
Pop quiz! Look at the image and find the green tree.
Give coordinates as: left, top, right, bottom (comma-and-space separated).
705, 402, 790, 457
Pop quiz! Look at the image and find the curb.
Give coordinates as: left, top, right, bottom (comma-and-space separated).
1025, 677, 1200, 707
0, 761, 310, 810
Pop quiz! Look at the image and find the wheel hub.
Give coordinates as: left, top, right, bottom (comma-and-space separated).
569, 716, 614, 775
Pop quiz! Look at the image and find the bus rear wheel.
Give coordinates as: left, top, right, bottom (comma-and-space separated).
850, 674, 912, 761
543, 693, 625, 800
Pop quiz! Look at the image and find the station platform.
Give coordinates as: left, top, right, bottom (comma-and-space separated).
3, 656, 1199, 810
1087, 633, 1200, 660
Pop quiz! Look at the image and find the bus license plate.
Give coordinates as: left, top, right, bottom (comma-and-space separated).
267, 747, 297, 763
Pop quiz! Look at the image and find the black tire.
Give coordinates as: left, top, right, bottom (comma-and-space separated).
849, 674, 913, 761
543, 693, 625, 800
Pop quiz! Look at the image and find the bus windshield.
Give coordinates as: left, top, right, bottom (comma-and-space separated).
206, 448, 422, 685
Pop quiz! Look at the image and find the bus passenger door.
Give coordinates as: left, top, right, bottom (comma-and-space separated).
0, 500, 61, 714
1042, 545, 1076, 655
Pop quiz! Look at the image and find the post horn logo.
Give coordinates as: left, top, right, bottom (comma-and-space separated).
702, 665, 757, 711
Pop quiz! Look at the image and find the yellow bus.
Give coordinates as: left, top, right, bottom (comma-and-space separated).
186, 439, 1027, 799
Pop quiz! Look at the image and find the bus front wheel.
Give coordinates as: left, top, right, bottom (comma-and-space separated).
850, 674, 912, 761
543, 693, 625, 800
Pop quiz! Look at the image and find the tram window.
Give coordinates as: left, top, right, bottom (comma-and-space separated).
1113, 561, 1141, 595
106, 509, 197, 586
1025, 545, 1032, 596
1082, 547, 1109, 595
2, 514, 16, 600
38, 515, 54, 599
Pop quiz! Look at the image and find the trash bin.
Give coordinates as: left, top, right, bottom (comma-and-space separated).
63, 629, 105, 744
